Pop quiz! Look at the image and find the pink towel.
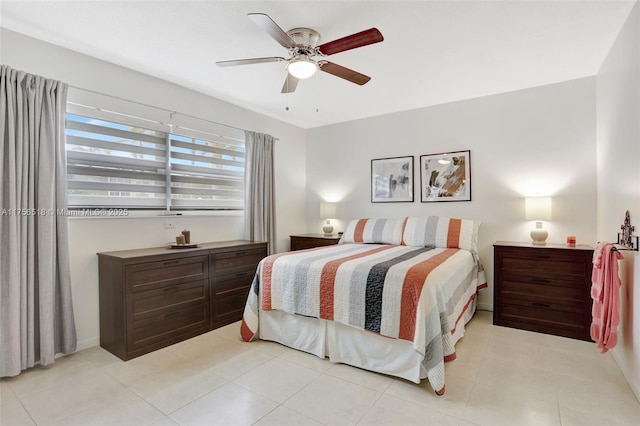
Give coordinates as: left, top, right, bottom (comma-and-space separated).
592, 241, 606, 269
590, 242, 608, 302
590, 242, 623, 353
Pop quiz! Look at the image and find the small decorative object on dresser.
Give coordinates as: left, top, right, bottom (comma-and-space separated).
290, 234, 341, 251
493, 241, 594, 341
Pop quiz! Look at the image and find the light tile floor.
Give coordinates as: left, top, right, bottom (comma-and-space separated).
1, 311, 639, 426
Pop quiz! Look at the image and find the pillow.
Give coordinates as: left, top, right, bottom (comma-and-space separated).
402, 216, 481, 254
339, 218, 406, 245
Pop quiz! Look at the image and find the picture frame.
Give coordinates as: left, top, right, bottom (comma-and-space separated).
420, 150, 471, 202
371, 156, 414, 203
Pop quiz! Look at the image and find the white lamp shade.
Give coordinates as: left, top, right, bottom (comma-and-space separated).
525, 196, 552, 221
287, 58, 318, 79
320, 202, 338, 219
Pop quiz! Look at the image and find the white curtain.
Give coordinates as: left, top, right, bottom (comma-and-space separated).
244, 131, 276, 254
0, 65, 77, 377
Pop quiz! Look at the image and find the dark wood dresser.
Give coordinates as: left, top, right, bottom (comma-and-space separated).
493, 241, 594, 341
290, 234, 341, 251
98, 240, 267, 360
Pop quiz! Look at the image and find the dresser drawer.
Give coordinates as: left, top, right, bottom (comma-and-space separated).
131, 279, 208, 317
125, 256, 208, 292
212, 288, 250, 326
212, 248, 265, 274
129, 303, 209, 351
212, 270, 254, 296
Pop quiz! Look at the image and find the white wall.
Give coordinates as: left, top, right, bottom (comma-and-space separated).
596, 2, 640, 400
306, 78, 598, 310
0, 29, 308, 349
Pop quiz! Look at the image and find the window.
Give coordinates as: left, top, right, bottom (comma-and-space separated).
65, 109, 245, 210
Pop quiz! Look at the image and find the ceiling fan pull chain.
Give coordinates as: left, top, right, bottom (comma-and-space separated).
315, 71, 319, 113
285, 72, 290, 111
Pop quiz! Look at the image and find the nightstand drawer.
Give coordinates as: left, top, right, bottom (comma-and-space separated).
500, 293, 586, 315
290, 234, 341, 251
500, 301, 586, 333
499, 256, 589, 278
499, 278, 585, 301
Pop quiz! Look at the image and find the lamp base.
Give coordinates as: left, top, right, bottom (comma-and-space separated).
530, 222, 548, 245
322, 220, 334, 236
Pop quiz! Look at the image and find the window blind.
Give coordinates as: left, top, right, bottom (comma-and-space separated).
65, 109, 245, 210
169, 132, 244, 209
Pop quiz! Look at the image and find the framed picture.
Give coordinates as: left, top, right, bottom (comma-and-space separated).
420, 150, 471, 202
371, 156, 414, 202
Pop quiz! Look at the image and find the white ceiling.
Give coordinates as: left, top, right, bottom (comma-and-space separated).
0, 1, 636, 129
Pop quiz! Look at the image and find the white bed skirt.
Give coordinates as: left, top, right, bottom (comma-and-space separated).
258, 296, 476, 384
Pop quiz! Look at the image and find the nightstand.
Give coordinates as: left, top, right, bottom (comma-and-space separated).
493, 241, 594, 341
290, 234, 341, 251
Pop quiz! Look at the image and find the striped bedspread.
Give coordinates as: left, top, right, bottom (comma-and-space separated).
241, 243, 486, 392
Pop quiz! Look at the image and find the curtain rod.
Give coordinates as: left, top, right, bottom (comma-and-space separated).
67, 100, 247, 144
68, 84, 247, 133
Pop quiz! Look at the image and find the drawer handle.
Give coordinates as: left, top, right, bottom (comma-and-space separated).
164, 311, 181, 319
532, 278, 550, 284
531, 302, 550, 308
534, 255, 551, 260
163, 286, 180, 292
235, 251, 247, 256
163, 260, 179, 266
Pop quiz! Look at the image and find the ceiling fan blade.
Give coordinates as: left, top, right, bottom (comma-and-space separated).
281, 74, 299, 93
317, 28, 383, 56
248, 13, 297, 49
216, 57, 285, 67
320, 62, 371, 85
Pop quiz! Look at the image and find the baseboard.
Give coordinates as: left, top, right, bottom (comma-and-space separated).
610, 347, 640, 403
476, 302, 493, 312
76, 336, 100, 352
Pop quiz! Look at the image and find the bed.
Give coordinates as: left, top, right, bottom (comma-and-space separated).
240, 217, 486, 395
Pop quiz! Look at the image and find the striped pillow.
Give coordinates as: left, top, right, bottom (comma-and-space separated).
402, 216, 481, 254
339, 218, 406, 245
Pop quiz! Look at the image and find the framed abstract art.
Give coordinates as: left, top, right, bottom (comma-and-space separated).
420, 150, 471, 202
371, 156, 414, 203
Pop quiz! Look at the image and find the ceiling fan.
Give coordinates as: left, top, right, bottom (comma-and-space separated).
216, 13, 384, 93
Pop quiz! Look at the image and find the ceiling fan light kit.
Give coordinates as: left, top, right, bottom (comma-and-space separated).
217, 13, 383, 93
287, 56, 318, 79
